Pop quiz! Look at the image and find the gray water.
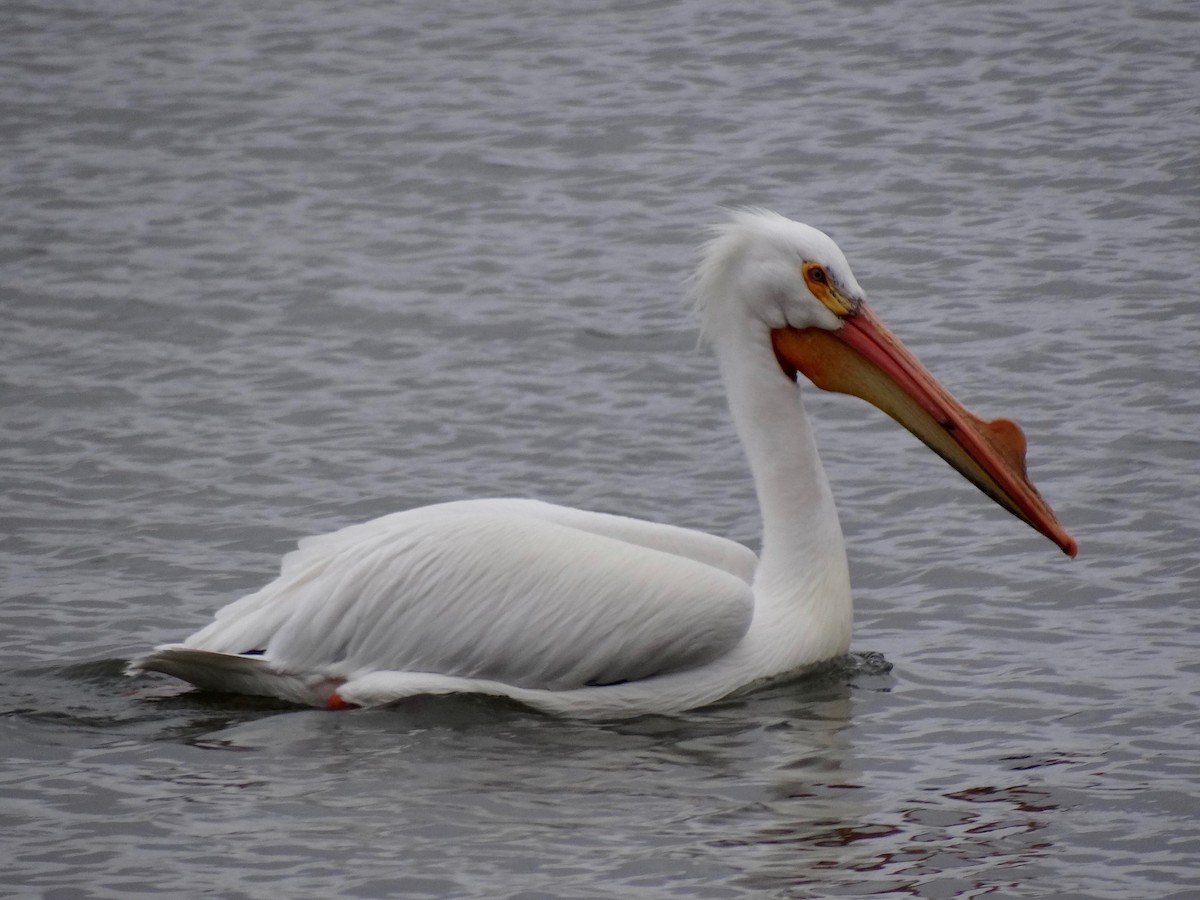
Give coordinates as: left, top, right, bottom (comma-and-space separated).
3, 1, 1198, 896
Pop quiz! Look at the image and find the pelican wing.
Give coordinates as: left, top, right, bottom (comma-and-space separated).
172, 501, 756, 691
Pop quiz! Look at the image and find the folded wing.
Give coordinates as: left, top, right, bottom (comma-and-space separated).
152, 500, 756, 691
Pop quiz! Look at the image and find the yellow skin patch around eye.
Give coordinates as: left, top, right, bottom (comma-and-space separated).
802, 261, 860, 316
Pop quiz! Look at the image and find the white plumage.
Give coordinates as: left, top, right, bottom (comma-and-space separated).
130, 210, 1074, 718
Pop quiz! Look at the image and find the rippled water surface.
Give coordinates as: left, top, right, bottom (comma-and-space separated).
3, 1, 1198, 897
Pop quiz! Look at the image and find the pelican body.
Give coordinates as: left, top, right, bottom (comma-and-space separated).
130, 211, 1075, 718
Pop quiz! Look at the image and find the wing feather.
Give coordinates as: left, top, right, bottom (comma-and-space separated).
181, 501, 756, 691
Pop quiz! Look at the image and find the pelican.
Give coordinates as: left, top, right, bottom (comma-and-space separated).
129, 210, 1076, 718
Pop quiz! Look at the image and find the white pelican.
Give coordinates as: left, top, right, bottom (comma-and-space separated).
129, 210, 1076, 718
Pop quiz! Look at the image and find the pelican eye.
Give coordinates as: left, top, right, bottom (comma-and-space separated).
802, 262, 832, 293
803, 261, 857, 316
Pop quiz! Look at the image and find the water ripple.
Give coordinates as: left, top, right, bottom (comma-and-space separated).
3, 0, 1198, 896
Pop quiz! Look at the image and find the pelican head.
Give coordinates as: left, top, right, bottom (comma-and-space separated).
695, 209, 867, 337
695, 209, 1076, 557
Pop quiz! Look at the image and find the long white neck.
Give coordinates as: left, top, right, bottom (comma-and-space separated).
713, 320, 853, 673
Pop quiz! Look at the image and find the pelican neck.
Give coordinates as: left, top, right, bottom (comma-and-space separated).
712, 322, 852, 658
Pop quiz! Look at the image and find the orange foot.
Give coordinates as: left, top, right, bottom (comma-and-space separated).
326, 691, 361, 711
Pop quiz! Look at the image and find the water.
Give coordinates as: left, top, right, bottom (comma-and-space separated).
2, 0, 1198, 896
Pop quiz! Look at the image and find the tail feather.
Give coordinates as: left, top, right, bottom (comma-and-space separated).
128, 646, 336, 707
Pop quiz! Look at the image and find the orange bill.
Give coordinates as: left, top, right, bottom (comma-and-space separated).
772, 305, 1077, 557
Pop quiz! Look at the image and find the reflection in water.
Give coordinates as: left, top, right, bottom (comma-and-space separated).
730, 728, 1062, 895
